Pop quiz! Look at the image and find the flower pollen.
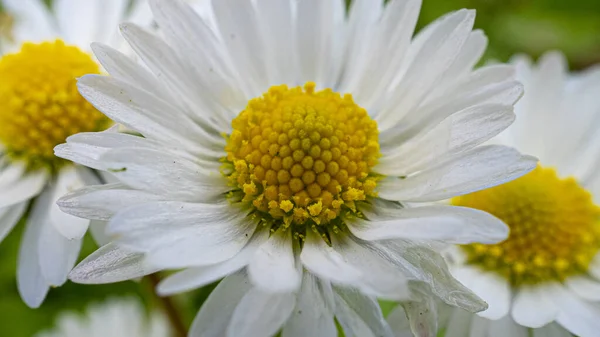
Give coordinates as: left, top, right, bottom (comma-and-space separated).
0, 40, 110, 172
453, 166, 600, 286
225, 83, 380, 241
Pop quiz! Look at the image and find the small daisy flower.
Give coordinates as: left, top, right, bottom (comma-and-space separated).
0, 0, 150, 308
444, 52, 600, 337
56, 0, 536, 334
35, 297, 172, 337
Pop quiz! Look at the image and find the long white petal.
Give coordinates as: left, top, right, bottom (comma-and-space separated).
189, 271, 253, 337
69, 242, 158, 284
248, 229, 301, 293
377, 145, 537, 202
349, 205, 508, 244
227, 287, 296, 337
282, 273, 336, 337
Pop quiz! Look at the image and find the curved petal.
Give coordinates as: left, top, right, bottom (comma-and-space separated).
69, 242, 158, 284
189, 271, 253, 337
227, 287, 296, 337
348, 205, 508, 244
248, 229, 301, 293
282, 273, 336, 337
49, 166, 90, 239
511, 285, 559, 328
157, 229, 269, 295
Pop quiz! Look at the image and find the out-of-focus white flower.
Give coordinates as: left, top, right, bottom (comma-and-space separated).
442, 52, 600, 337
35, 297, 171, 337
56, 0, 536, 335
0, 0, 151, 308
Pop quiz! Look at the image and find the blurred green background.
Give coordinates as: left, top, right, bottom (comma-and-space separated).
0, 0, 599, 336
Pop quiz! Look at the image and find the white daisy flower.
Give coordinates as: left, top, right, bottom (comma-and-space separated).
442, 52, 600, 337
0, 0, 151, 308
56, 0, 537, 335
35, 297, 172, 337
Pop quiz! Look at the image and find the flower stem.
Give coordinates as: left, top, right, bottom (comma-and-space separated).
147, 273, 188, 337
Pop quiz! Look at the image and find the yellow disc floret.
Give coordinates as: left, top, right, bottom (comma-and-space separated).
0, 40, 111, 171
225, 83, 380, 238
453, 166, 600, 286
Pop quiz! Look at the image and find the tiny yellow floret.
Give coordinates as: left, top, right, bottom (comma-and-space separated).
0, 40, 110, 171
453, 166, 600, 286
225, 83, 380, 232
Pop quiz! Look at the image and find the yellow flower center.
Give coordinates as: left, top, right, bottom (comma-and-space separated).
453, 166, 600, 286
0, 40, 111, 172
225, 83, 380, 240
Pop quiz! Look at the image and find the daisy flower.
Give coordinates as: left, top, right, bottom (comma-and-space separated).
443, 52, 600, 337
56, 0, 536, 335
0, 0, 150, 308
35, 297, 171, 337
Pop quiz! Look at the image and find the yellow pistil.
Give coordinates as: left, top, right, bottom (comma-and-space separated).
0, 40, 111, 171
453, 166, 600, 286
225, 83, 380, 237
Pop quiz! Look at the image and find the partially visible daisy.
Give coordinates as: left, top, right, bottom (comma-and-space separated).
0, 0, 151, 308
35, 297, 171, 337
57, 0, 536, 335
443, 52, 600, 337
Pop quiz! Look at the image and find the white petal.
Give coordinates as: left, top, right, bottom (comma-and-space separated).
443, 308, 473, 337
89, 220, 110, 247
565, 275, 600, 301
532, 323, 572, 337
341, 0, 417, 107
377, 9, 475, 130
211, 0, 268, 96
397, 285, 439, 337
330, 235, 410, 301
385, 306, 413, 337
334, 287, 393, 337
227, 287, 296, 337
459, 272, 511, 320
468, 315, 490, 336
511, 286, 559, 328
488, 315, 528, 337
91, 43, 173, 102
0, 202, 27, 243
54, 0, 101, 48
377, 145, 537, 202
295, 0, 345, 88
248, 229, 301, 293
377, 103, 516, 176
388, 245, 487, 313
0, 170, 48, 209
38, 217, 82, 287
300, 231, 363, 286
157, 229, 269, 295
98, 147, 228, 202
282, 273, 336, 337
349, 205, 508, 244
189, 271, 253, 337
2, 0, 57, 42
148, 0, 244, 126
58, 183, 166, 221
255, 0, 298, 86
77, 74, 223, 154
441, 29, 488, 82
380, 78, 522, 149
69, 242, 158, 284
49, 166, 90, 239
113, 202, 255, 269
17, 187, 51, 308
552, 285, 600, 337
